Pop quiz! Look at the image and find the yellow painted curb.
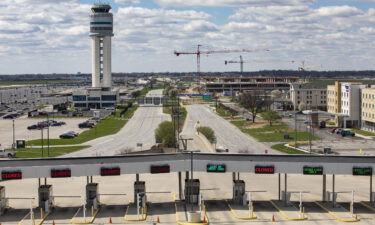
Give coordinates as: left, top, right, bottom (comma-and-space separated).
70, 207, 100, 224
226, 200, 257, 220
314, 201, 360, 222
124, 203, 148, 221
36, 210, 51, 225
270, 200, 308, 221
360, 202, 375, 212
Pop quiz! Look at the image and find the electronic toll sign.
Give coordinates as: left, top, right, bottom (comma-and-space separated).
255, 166, 275, 174
150, 165, 170, 174
303, 166, 323, 175
51, 169, 71, 178
206, 164, 226, 173
353, 167, 372, 176
101, 167, 121, 176
2, 170, 22, 180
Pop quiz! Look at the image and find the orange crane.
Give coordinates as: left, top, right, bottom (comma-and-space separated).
174, 45, 269, 73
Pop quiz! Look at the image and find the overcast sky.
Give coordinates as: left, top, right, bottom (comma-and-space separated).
0, 0, 374, 74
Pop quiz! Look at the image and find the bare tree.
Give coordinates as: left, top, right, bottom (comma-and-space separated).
238, 90, 266, 123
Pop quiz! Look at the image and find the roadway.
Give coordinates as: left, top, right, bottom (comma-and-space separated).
183, 104, 277, 154
63, 89, 170, 157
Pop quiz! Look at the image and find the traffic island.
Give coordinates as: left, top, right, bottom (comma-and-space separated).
315, 201, 360, 222
226, 200, 257, 220
270, 200, 308, 221
70, 206, 100, 224
124, 202, 148, 221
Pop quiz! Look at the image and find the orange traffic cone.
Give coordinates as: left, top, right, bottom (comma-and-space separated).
109, 217, 112, 223
272, 214, 276, 222
157, 216, 160, 223
203, 215, 207, 223
52, 220, 56, 225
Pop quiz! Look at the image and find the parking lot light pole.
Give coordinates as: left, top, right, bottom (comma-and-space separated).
12, 119, 15, 149
41, 128, 44, 157
47, 113, 50, 157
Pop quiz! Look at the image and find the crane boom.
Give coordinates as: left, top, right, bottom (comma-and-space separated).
174, 45, 269, 73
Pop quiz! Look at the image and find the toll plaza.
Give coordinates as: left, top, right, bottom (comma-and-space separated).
0, 153, 374, 224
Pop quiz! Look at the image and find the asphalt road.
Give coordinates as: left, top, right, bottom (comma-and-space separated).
184, 104, 277, 154
63, 90, 170, 157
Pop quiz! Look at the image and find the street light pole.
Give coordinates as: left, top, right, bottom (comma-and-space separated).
47, 114, 50, 157
12, 119, 15, 149
41, 128, 44, 157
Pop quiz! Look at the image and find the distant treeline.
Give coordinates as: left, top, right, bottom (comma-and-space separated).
0, 70, 375, 81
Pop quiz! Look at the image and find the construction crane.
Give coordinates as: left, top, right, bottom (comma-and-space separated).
298, 60, 323, 82
225, 56, 295, 74
174, 45, 269, 73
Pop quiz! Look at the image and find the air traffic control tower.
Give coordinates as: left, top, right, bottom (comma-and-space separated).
72, 4, 118, 110
90, 4, 114, 88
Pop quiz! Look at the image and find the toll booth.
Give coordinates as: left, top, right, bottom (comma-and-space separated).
281, 191, 291, 205
134, 181, 146, 203
185, 179, 200, 204
0, 186, 8, 214
38, 185, 53, 212
325, 191, 338, 207
86, 183, 99, 209
233, 180, 246, 205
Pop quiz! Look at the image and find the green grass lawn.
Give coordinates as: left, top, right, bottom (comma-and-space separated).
271, 143, 308, 154
26, 106, 138, 146
14, 146, 90, 158
230, 121, 319, 142
350, 128, 375, 136
216, 106, 233, 117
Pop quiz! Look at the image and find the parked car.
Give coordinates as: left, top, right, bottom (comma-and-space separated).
59, 131, 78, 139
0, 149, 16, 158
341, 130, 355, 137
27, 124, 40, 130
79, 122, 95, 129
335, 128, 343, 134
51, 121, 65, 126
66, 131, 79, 137
3, 113, 17, 119
59, 132, 75, 139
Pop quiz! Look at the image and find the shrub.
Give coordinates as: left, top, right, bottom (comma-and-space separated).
155, 121, 176, 147
197, 126, 216, 143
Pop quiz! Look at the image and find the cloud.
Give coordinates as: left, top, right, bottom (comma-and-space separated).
154, 0, 314, 7
115, 0, 140, 4
0, 0, 374, 73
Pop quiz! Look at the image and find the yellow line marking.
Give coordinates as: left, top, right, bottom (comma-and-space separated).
270, 200, 308, 221
314, 201, 360, 222
70, 207, 100, 224
360, 202, 375, 212
226, 200, 257, 220
124, 203, 148, 221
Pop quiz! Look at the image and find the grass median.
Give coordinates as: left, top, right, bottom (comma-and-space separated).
271, 143, 308, 154
14, 145, 90, 158
231, 121, 319, 142
349, 128, 375, 136
26, 106, 138, 146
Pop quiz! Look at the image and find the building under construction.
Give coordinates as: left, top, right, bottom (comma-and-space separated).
202, 76, 300, 93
